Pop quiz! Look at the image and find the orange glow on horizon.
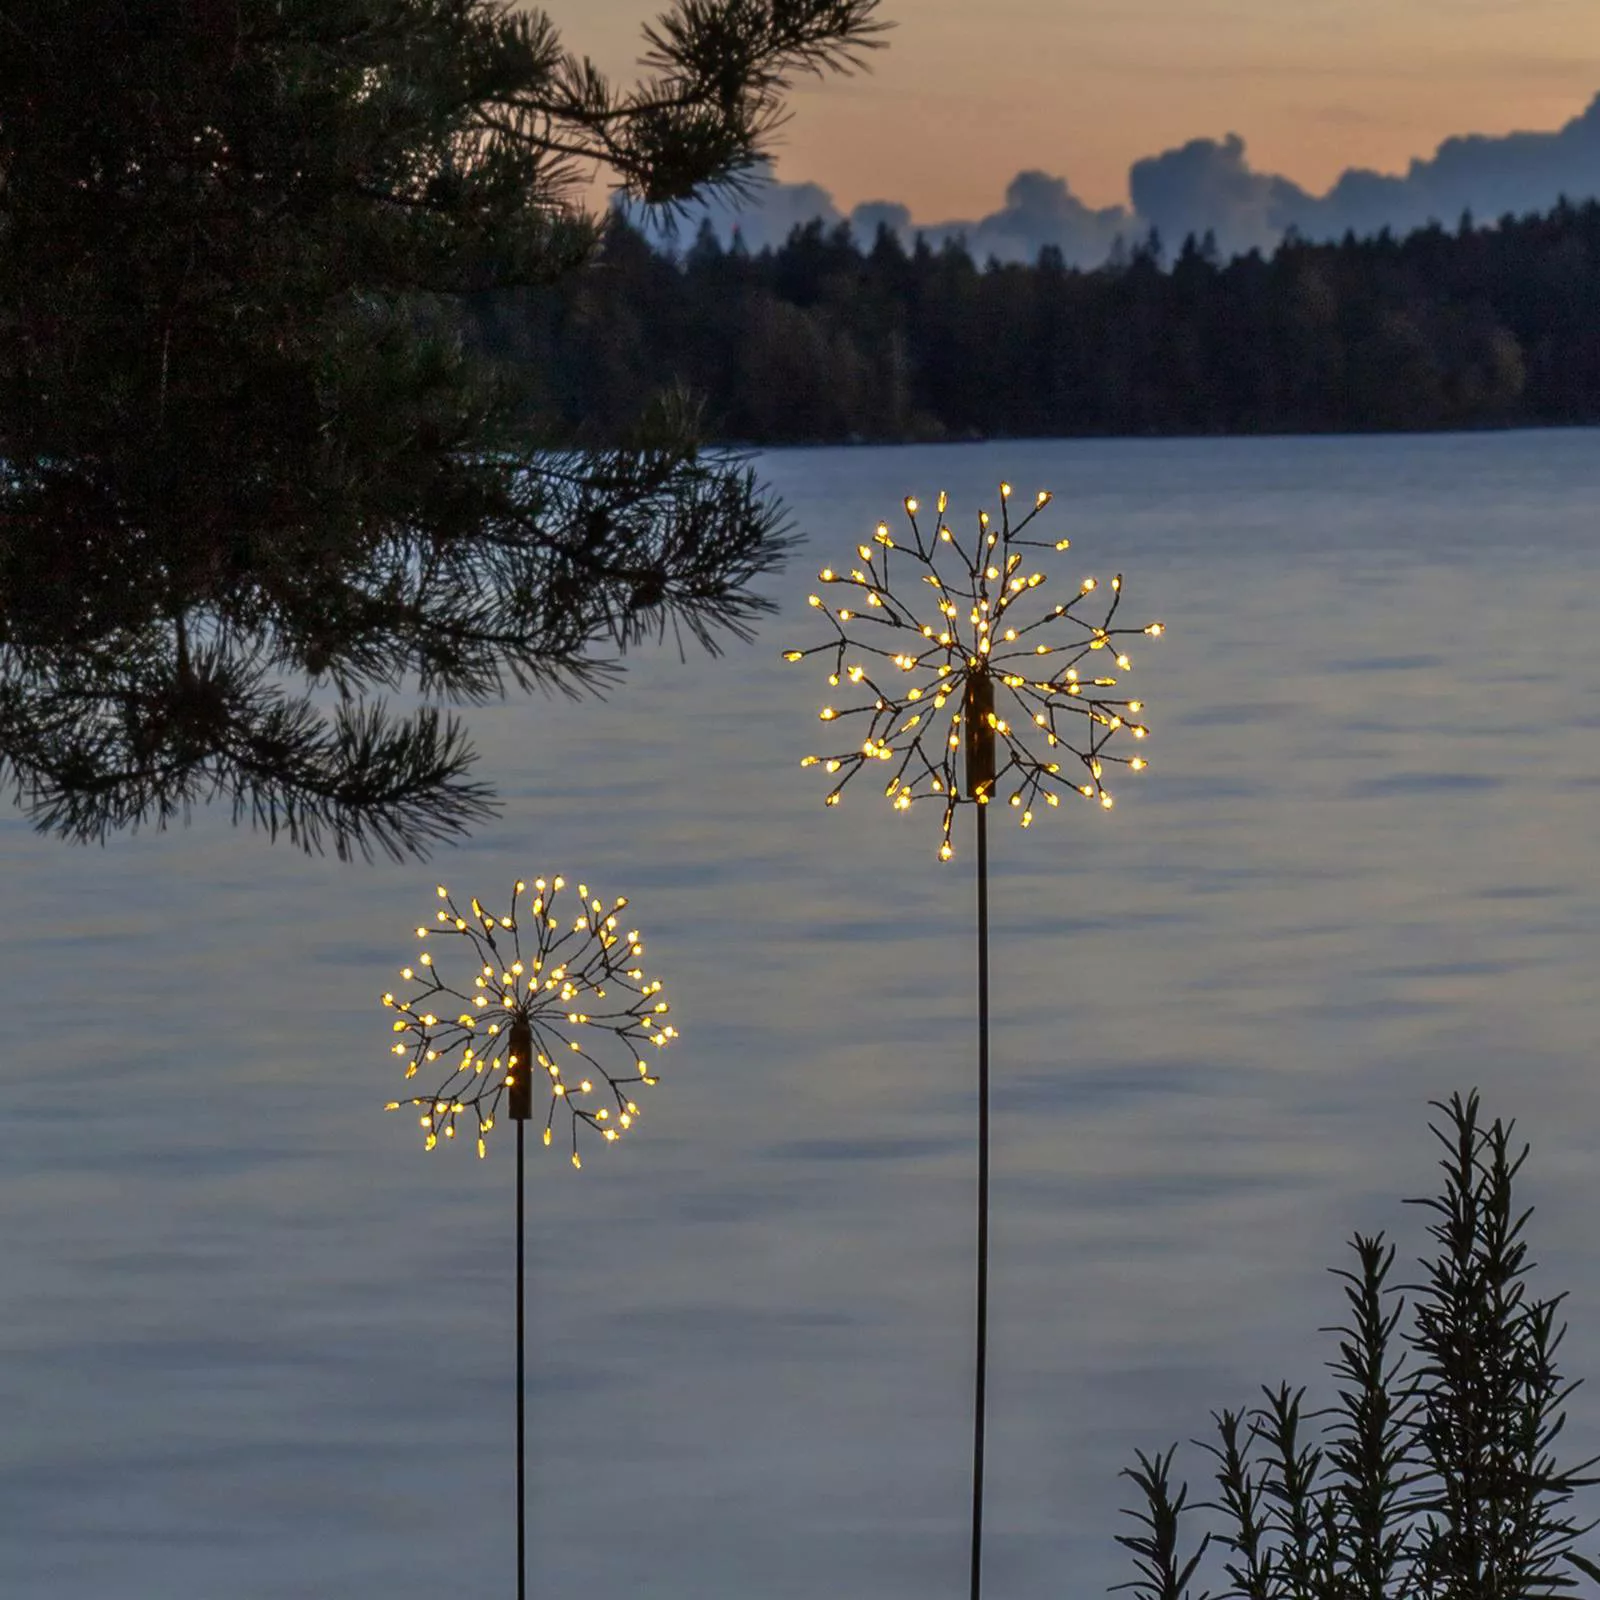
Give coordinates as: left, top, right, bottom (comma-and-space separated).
555, 0, 1598, 220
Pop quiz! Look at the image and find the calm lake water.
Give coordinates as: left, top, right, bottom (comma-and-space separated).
6, 429, 1600, 1599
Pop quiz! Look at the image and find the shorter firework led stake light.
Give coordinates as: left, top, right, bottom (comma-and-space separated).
383, 876, 673, 1600
785, 484, 1162, 1600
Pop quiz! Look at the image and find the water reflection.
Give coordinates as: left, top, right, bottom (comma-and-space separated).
4, 429, 1600, 1598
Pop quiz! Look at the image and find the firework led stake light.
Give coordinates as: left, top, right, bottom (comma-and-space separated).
787, 484, 1162, 1600
383, 876, 673, 1600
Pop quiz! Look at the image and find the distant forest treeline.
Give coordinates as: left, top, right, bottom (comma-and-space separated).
474, 198, 1600, 444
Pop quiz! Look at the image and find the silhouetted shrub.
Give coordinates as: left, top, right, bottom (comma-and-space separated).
1114, 1092, 1600, 1599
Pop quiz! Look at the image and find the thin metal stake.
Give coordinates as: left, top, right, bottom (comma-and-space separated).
516, 1115, 527, 1600
970, 801, 991, 1600
508, 1016, 533, 1600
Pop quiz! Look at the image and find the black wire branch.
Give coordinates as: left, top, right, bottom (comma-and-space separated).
383, 875, 673, 1163
786, 484, 1165, 860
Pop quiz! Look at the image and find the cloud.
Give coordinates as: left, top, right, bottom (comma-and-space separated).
1128, 134, 1310, 258
656, 174, 843, 253
908, 170, 1130, 266
848, 200, 914, 243
633, 91, 1600, 267
1308, 91, 1600, 234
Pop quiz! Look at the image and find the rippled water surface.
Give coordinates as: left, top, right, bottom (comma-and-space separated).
6, 430, 1600, 1599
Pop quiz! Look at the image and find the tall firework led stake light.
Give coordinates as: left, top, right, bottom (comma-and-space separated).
382, 876, 674, 1600
785, 485, 1163, 1600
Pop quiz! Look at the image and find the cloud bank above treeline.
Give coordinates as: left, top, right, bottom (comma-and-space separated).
639, 92, 1600, 266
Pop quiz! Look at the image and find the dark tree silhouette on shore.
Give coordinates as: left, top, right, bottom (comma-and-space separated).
487, 197, 1600, 447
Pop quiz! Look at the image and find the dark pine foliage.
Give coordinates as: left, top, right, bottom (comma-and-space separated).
1115, 1092, 1600, 1600
0, 0, 885, 858
481, 202, 1600, 445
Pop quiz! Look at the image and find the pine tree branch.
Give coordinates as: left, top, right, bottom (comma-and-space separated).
0, 642, 496, 859
0, 0, 871, 854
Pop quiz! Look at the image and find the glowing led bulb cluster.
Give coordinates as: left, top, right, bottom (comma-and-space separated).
383, 877, 672, 1165
785, 484, 1163, 859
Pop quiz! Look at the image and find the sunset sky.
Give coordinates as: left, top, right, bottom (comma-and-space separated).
562, 0, 1600, 218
